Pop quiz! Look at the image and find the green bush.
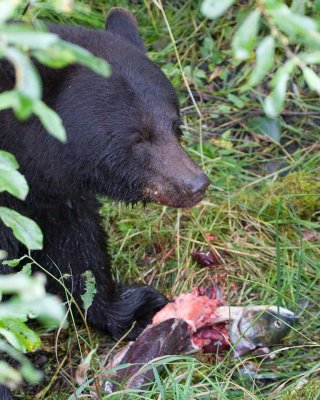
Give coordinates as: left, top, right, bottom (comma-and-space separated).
0, 0, 110, 390
201, 0, 320, 118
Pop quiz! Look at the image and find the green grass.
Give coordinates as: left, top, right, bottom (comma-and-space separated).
17, 0, 320, 398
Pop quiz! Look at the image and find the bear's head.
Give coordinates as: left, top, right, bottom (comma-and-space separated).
15, 9, 211, 208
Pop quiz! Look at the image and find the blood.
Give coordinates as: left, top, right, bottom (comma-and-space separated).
193, 324, 230, 353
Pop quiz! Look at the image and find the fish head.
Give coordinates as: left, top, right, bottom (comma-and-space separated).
238, 306, 295, 347
229, 305, 295, 356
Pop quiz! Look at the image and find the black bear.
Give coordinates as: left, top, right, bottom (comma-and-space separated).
0, 8, 210, 347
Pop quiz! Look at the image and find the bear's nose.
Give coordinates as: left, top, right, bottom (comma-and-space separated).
188, 173, 211, 195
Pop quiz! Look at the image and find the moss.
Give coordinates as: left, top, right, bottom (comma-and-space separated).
238, 171, 320, 221
269, 171, 320, 219
280, 379, 320, 400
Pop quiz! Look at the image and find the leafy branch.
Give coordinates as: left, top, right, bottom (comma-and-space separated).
0, 0, 110, 251
201, 0, 320, 118
0, 0, 111, 390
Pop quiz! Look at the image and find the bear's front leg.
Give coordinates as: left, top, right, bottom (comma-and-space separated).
87, 283, 168, 340
33, 198, 168, 340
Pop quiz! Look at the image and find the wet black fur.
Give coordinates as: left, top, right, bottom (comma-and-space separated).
0, 8, 211, 399
0, 9, 174, 338
0, 12, 210, 399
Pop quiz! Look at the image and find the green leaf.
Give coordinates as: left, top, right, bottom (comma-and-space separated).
51, 0, 74, 13
263, 0, 283, 10
291, 0, 306, 15
14, 93, 34, 120
0, 207, 43, 250
299, 51, 320, 64
0, 168, 28, 200
313, 0, 320, 15
227, 94, 245, 109
4, 48, 42, 101
0, 0, 20, 23
81, 271, 96, 315
247, 36, 275, 87
2, 258, 21, 267
247, 117, 281, 142
0, 90, 32, 121
18, 263, 32, 276
33, 47, 76, 68
232, 10, 260, 60
281, 13, 317, 36
32, 101, 66, 143
60, 42, 111, 78
0, 151, 28, 200
20, 363, 42, 384
201, 0, 235, 19
269, 4, 318, 39
0, 319, 41, 352
1, 30, 59, 50
264, 90, 285, 119
200, 37, 215, 57
0, 91, 19, 112
264, 61, 296, 117
0, 150, 19, 170
0, 274, 45, 297
0, 22, 110, 79
303, 67, 320, 95
32, 295, 67, 326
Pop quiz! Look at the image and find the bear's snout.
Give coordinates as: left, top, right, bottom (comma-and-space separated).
143, 156, 211, 208
141, 140, 211, 208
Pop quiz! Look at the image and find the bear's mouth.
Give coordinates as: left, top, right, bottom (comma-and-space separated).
143, 187, 206, 208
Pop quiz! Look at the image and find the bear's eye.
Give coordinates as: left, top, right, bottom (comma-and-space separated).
135, 136, 144, 144
133, 130, 152, 145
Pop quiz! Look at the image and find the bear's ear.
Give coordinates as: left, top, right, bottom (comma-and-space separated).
105, 8, 146, 52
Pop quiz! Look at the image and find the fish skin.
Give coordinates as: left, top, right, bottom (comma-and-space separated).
215, 305, 295, 356
103, 318, 193, 392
